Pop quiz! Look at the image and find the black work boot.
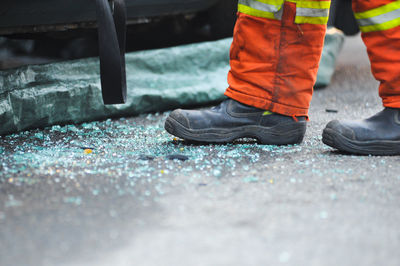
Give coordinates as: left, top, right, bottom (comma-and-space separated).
322, 108, 400, 155
164, 99, 307, 144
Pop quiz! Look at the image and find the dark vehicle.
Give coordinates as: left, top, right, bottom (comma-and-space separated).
0, 0, 238, 103
0, 0, 236, 39
0, 0, 356, 69
0, 0, 237, 68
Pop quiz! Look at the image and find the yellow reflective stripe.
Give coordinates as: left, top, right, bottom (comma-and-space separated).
238, 0, 331, 24
238, 0, 282, 13
296, 7, 329, 17
295, 16, 329, 24
255, 0, 284, 5
354, 1, 400, 20
238, 3, 281, 20
359, 17, 400, 32
354, 1, 400, 32
357, 9, 400, 26
288, 0, 331, 9
285, 0, 331, 25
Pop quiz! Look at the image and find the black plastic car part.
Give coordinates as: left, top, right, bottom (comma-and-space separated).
329, 0, 360, 36
95, 0, 127, 104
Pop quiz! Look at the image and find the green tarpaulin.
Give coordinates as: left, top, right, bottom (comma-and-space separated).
0, 30, 344, 136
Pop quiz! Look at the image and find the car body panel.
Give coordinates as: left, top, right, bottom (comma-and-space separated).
0, 0, 220, 34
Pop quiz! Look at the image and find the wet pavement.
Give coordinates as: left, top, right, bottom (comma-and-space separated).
1, 36, 400, 266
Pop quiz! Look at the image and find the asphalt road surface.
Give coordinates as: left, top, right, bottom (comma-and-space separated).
1, 36, 399, 266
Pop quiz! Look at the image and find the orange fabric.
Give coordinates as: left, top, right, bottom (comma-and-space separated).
353, 0, 400, 108
225, 0, 400, 116
225, 1, 327, 116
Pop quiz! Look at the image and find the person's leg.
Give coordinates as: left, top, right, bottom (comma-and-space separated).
323, 0, 400, 155
225, 0, 330, 117
165, 0, 331, 144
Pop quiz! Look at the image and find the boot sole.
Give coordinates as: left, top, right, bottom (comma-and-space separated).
165, 116, 306, 145
322, 128, 400, 155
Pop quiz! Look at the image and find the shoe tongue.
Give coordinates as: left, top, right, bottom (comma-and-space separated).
230, 99, 265, 113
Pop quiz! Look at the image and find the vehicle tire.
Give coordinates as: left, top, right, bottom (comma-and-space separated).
329, 0, 359, 36
207, 0, 237, 39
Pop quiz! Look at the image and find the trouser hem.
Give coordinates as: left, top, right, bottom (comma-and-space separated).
382, 96, 400, 109
225, 87, 309, 117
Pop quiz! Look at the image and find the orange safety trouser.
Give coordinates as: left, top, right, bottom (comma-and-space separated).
225, 0, 400, 117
